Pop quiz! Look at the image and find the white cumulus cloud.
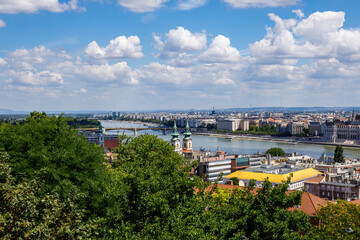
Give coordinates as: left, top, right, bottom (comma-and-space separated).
293, 11, 345, 43
177, 0, 207, 10
292, 9, 304, 18
155, 27, 207, 53
52, 60, 139, 85
222, 0, 299, 8
117, 0, 169, 12
249, 11, 360, 63
154, 27, 207, 65
0, 19, 6, 28
200, 35, 241, 63
85, 36, 144, 62
0, 0, 83, 14
137, 62, 192, 85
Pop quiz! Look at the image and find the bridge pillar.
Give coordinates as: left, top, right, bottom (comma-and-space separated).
134, 128, 137, 136
163, 128, 166, 135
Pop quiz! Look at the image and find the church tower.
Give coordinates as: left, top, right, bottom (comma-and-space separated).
182, 120, 192, 151
97, 122, 104, 148
170, 121, 181, 153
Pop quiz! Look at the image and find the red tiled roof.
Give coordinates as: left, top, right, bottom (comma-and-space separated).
350, 199, 360, 204
305, 175, 324, 184
289, 192, 328, 216
104, 139, 120, 150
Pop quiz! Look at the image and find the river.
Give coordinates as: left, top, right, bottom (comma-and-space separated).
101, 120, 360, 159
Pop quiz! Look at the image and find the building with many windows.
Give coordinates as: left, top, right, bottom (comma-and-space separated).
323, 123, 360, 144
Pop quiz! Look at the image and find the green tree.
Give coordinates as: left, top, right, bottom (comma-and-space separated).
0, 112, 110, 217
250, 125, 260, 132
334, 146, 345, 163
201, 178, 310, 240
309, 200, 360, 239
207, 123, 217, 131
0, 151, 100, 239
230, 176, 240, 185
104, 134, 206, 238
266, 147, 286, 156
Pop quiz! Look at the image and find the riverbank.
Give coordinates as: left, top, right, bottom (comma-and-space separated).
194, 132, 360, 149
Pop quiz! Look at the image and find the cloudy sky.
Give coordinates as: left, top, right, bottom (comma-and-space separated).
1, 0, 360, 111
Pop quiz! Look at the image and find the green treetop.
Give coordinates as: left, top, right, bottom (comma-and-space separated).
266, 147, 285, 156
0, 111, 110, 217
334, 145, 345, 163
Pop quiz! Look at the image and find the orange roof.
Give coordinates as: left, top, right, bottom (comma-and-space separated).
104, 139, 120, 150
215, 151, 226, 154
305, 175, 324, 184
289, 192, 328, 216
182, 149, 193, 153
351, 199, 360, 204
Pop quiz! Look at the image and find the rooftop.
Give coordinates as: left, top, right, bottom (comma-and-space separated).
305, 175, 325, 184
225, 167, 322, 184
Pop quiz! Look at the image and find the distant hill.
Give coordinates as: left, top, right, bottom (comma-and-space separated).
0, 109, 29, 115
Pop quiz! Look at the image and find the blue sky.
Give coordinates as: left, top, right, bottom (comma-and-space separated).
1, 0, 360, 111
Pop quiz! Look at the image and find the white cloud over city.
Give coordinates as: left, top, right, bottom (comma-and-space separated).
0, 0, 83, 14
85, 36, 144, 63
1, 8, 360, 110
222, 0, 299, 8
117, 0, 169, 12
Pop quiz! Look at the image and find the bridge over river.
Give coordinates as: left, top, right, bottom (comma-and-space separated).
77, 127, 186, 136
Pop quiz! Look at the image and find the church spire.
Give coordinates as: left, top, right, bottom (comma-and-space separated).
97, 121, 104, 147
97, 121, 103, 134
171, 121, 180, 140
184, 120, 192, 139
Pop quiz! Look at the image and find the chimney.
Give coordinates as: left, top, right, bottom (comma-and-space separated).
267, 154, 271, 166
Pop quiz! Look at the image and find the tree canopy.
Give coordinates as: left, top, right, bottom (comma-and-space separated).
334, 145, 345, 163
0, 112, 351, 239
0, 151, 100, 239
266, 147, 286, 156
0, 112, 110, 217
310, 200, 360, 239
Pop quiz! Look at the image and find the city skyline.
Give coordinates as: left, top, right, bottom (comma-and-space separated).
1, 0, 360, 111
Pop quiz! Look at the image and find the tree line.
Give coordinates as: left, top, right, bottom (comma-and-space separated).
0, 112, 358, 239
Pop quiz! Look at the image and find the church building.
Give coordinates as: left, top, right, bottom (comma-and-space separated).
171, 120, 193, 156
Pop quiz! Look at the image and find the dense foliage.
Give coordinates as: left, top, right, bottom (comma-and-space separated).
0, 112, 110, 217
0, 152, 100, 239
310, 200, 360, 239
1, 112, 356, 239
334, 145, 345, 163
66, 118, 99, 128
266, 147, 286, 156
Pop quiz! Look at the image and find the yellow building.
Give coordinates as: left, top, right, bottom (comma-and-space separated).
224, 165, 322, 190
